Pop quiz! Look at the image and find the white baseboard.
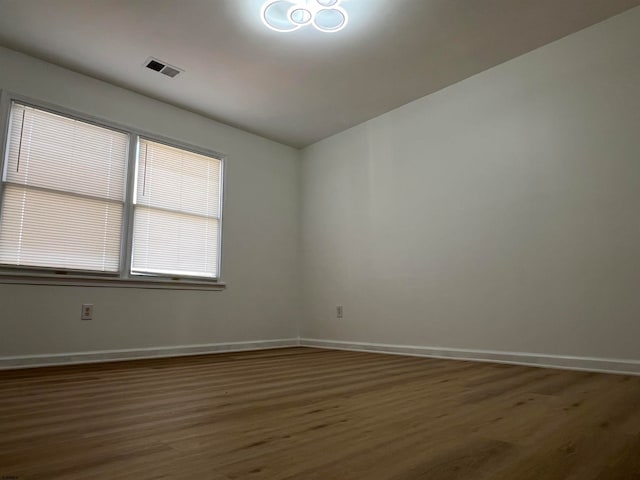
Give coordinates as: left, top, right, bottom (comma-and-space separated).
0, 338, 301, 369
5, 337, 639, 376
300, 338, 640, 376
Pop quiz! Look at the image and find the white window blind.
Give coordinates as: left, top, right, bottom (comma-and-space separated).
132, 139, 221, 279
0, 103, 128, 272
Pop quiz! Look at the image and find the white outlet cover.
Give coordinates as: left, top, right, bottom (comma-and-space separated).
81, 304, 94, 320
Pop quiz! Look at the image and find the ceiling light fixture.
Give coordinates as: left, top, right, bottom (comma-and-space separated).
261, 0, 348, 33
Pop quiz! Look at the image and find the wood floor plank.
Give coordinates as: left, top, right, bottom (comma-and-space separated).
1, 347, 639, 480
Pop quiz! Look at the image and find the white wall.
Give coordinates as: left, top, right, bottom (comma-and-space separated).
0, 47, 300, 356
300, 8, 640, 361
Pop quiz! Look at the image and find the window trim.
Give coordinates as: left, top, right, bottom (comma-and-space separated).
0, 90, 226, 290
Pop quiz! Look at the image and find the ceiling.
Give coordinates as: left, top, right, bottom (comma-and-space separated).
0, 0, 638, 148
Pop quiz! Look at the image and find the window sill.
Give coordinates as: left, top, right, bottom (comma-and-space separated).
0, 273, 226, 291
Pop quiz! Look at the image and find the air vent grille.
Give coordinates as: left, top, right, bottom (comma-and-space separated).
161, 66, 181, 78
144, 57, 183, 78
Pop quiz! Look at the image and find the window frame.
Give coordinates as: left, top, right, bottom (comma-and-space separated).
0, 91, 226, 290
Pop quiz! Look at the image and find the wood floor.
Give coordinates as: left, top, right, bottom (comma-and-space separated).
1, 348, 640, 480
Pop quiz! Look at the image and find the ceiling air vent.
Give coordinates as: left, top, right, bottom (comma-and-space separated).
144, 57, 183, 78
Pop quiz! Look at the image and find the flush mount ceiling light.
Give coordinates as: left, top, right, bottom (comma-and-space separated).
261, 0, 348, 33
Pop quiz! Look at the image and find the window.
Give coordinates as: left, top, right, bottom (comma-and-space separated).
1, 104, 127, 273
0, 97, 224, 286
132, 139, 221, 279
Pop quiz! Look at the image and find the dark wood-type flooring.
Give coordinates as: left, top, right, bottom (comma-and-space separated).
1, 347, 640, 479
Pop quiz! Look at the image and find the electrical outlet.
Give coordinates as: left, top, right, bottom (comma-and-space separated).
336, 305, 343, 319
81, 304, 94, 321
